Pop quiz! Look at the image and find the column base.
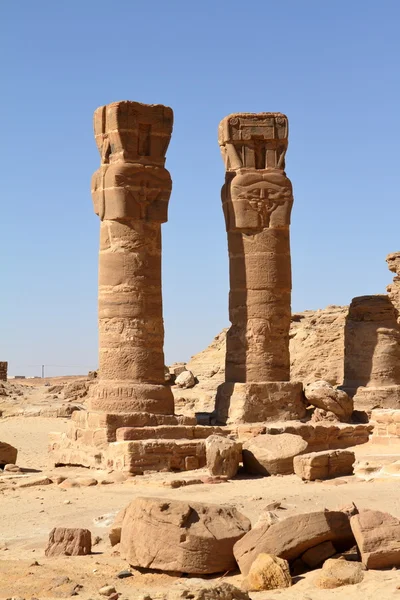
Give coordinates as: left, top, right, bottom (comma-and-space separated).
49, 410, 232, 474
215, 381, 306, 425
343, 385, 400, 411
89, 382, 175, 414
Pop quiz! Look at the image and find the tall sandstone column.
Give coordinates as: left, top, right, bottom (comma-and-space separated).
90, 101, 174, 415
216, 113, 305, 424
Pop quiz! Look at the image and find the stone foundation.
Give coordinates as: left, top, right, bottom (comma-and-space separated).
370, 409, 400, 444
346, 385, 400, 411
215, 381, 306, 425
49, 410, 233, 474
0, 362, 7, 382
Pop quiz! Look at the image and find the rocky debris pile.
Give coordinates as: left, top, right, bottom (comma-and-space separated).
294, 449, 355, 481
242, 433, 308, 476
45, 527, 92, 556
205, 434, 242, 479
304, 380, 353, 422
0, 441, 17, 467
119, 496, 251, 574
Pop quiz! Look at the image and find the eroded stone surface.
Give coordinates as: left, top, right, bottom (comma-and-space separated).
234, 511, 354, 576
350, 509, 400, 569
294, 449, 355, 481
120, 496, 251, 574
205, 435, 241, 479
242, 553, 291, 591
313, 558, 364, 589
304, 381, 353, 422
0, 441, 17, 466
45, 527, 92, 556
242, 433, 307, 476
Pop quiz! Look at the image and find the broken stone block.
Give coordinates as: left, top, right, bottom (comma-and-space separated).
205, 435, 242, 478
169, 579, 249, 599
293, 449, 355, 481
120, 496, 251, 574
301, 540, 336, 568
45, 527, 92, 556
313, 558, 364, 588
242, 553, 291, 591
0, 441, 17, 467
175, 370, 196, 389
234, 510, 354, 576
242, 433, 307, 476
305, 381, 353, 422
109, 507, 127, 546
350, 509, 400, 569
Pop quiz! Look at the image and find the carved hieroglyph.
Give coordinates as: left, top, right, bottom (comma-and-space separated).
90, 101, 174, 414
216, 113, 305, 424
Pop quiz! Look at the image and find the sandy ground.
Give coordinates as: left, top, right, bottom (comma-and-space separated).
1, 391, 400, 597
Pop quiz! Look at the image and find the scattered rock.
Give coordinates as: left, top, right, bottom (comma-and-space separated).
17, 476, 52, 488
302, 541, 336, 568
175, 370, 196, 389
99, 586, 117, 597
242, 553, 291, 591
168, 579, 249, 599
0, 441, 18, 467
311, 408, 340, 423
58, 478, 81, 489
3, 464, 21, 473
169, 363, 187, 377
117, 569, 133, 579
304, 381, 353, 422
234, 510, 354, 576
45, 527, 92, 556
205, 435, 242, 479
75, 476, 98, 487
294, 450, 355, 481
314, 557, 364, 588
350, 509, 400, 568
109, 508, 126, 546
242, 434, 307, 476
120, 496, 251, 574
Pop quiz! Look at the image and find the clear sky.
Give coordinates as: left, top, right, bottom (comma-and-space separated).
1, 1, 399, 377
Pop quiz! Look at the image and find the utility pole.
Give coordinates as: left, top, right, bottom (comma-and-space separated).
42, 364, 44, 379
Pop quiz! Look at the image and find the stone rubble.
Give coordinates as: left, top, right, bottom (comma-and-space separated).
293, 449, 355, 481
242, 433, 308, 476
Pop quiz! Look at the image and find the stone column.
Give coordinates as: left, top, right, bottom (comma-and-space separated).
216, 113, 305, 424
90, 101, 174, 415
0, 362, 7, 382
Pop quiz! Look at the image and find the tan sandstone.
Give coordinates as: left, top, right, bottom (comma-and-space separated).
350, 509, 400, 569
293, 449, 355, 481
0, 441, 17, 467
234, 510, 354, 576
242, 553, 291, 591
205, 435, 242, 479
45, 527, 92, 556
304, 380, 353, 421
313, 558, 364, 589
242, 433, 307, 476
120, 496, 251, 574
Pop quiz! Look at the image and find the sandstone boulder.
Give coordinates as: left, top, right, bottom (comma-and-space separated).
234, 510, 354, 576
0, 441, 17, 466
205, 435, 241, 479
242, 434, 307, 476
350, 509, 400, 568
242, 553, 291, 591
120, 497, 251, 574
175, 370, 196, 389
313, 558, 364, 589
168, 579, 249, 599
304, 381, 353, 421
294, 449, 355, 481
45, 527, 92, 556
301, 541, 336, 568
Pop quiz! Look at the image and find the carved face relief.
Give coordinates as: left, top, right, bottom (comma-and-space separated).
225, 170, 293, 231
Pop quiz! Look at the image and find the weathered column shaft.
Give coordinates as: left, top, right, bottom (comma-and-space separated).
216, 113, 305, 424
90, 101, 174, 414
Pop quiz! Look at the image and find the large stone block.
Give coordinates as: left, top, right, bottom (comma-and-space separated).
45, 527, 92, 557
294, 449, 355, 481
234, 511, 354, 575
242, 433, 307, 476
120, 497, 251, 574
350, 509, 400, 569
205, 435, 242, 478
0, 441, 17, 466
216, 381, 306, 425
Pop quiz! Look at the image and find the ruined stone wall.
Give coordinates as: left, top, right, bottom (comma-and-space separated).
0, 362, 7, 381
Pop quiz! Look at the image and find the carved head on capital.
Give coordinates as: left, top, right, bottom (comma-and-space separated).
222, 169, 293, 232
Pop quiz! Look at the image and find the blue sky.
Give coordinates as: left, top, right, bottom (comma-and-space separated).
1, 1, 399, 377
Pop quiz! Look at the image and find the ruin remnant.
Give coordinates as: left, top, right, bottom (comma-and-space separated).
90, 101, 174, 415
216, 113, 305, 424
0, 362, 7, 382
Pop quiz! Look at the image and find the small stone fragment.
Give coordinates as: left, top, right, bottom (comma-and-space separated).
99, 586, 117, 597
175, 370, 196, 389
45, 527, 92, 557
242, 553, 291, 591
117, 569, 133, 578
314, 558, 364, 589
205, 434, 242, 479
